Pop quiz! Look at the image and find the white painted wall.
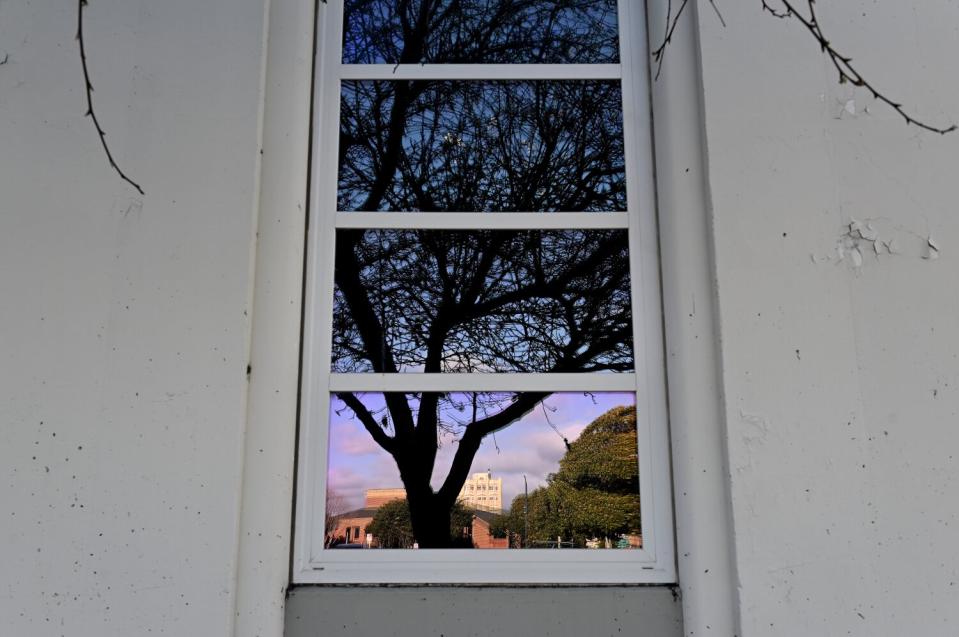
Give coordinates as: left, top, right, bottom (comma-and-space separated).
690, 1, 959, 635
3, 0, 959, 636
0, 0, 266, 634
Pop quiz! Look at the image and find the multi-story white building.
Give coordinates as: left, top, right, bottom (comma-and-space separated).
457, 470, 503, 513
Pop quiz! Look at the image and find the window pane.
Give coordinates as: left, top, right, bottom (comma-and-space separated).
338, 81, 625, 212
325, 392, 641, 549
342, 0, 619, 64
332, 229, 634, 373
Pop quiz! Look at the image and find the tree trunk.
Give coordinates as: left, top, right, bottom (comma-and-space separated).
406, 489, 454, 548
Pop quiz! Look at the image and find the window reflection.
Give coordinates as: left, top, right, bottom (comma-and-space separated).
332, 229, 634, 373
326, 392, 641, 549
343, 0, 619, 64
338, 81, 625, 212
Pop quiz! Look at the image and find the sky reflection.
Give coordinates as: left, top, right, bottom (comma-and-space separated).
327, 391, 636, 510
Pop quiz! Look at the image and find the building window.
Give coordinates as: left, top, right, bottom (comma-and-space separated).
294, 0, 674, 584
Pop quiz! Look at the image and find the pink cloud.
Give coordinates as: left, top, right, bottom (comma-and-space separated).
330, 417, 383, 457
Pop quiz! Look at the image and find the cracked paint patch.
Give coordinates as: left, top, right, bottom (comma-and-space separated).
814, 218, 942, 269
835, 97, 871, 121
734, 409, 774, 474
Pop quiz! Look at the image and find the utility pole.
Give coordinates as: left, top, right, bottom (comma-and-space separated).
523, 474, 529, 549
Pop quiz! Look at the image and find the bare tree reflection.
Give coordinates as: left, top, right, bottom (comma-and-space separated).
331, 0, 631, 548
333, 230, 633, 547
343, 0, 619, 65
339, 81, 625, 212
334, 230, 632, 374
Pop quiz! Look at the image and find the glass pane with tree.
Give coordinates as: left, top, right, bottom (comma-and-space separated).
332, 229, 634, 373
325, 392, 641, 549
338, 81, 625, 212
342, 0, 619, 65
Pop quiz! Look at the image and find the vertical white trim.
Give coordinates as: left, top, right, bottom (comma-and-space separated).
648, 1, 741, 634
294, 0, 345, 574
232, 0, 315, 636
619, 0, 676, 581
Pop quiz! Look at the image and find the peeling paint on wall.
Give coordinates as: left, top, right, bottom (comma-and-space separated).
735, 410, 773, 475
816, 218, 942, 269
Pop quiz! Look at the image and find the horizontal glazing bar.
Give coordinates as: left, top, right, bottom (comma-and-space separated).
334, 212, 631, 230
339, 64, 622, 81
328, 373, 637, 393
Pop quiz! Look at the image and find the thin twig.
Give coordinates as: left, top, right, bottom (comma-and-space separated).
652, 0, 723, 79
651, 0, 689, 81
761, 0, 791, 19
707, 0, 727, 27
653, 0, 954, 134
762, 0, 956, 134
77, 0, 145, 194
540, 401, 571, 451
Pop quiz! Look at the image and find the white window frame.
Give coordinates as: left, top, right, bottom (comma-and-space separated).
292, 0, 675, 584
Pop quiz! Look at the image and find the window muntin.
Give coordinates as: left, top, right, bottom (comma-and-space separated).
296, 0, 673, 583
342, 0, 620, 65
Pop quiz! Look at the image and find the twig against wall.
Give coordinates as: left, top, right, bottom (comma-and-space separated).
652, 0, 723, 80
76, 0, 145, 195
762, 0, 955, 134
652, 0, 956, 135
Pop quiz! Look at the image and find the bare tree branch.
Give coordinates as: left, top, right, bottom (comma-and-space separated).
651, 0, 722, 79
652, 0, 955, 134
762, 0, 956, 134
651, 0, 689, 81
436, 391, 549, 506
324, 487, 347, 546
336, 391, 396, 453
76, 0, 145, 194
707, 0, 726, 28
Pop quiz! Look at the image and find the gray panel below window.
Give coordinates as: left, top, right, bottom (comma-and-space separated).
285, 586, 682, 637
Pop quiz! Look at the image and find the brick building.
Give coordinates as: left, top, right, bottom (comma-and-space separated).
329, 487, 508, 548
363, 487, 407, 509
